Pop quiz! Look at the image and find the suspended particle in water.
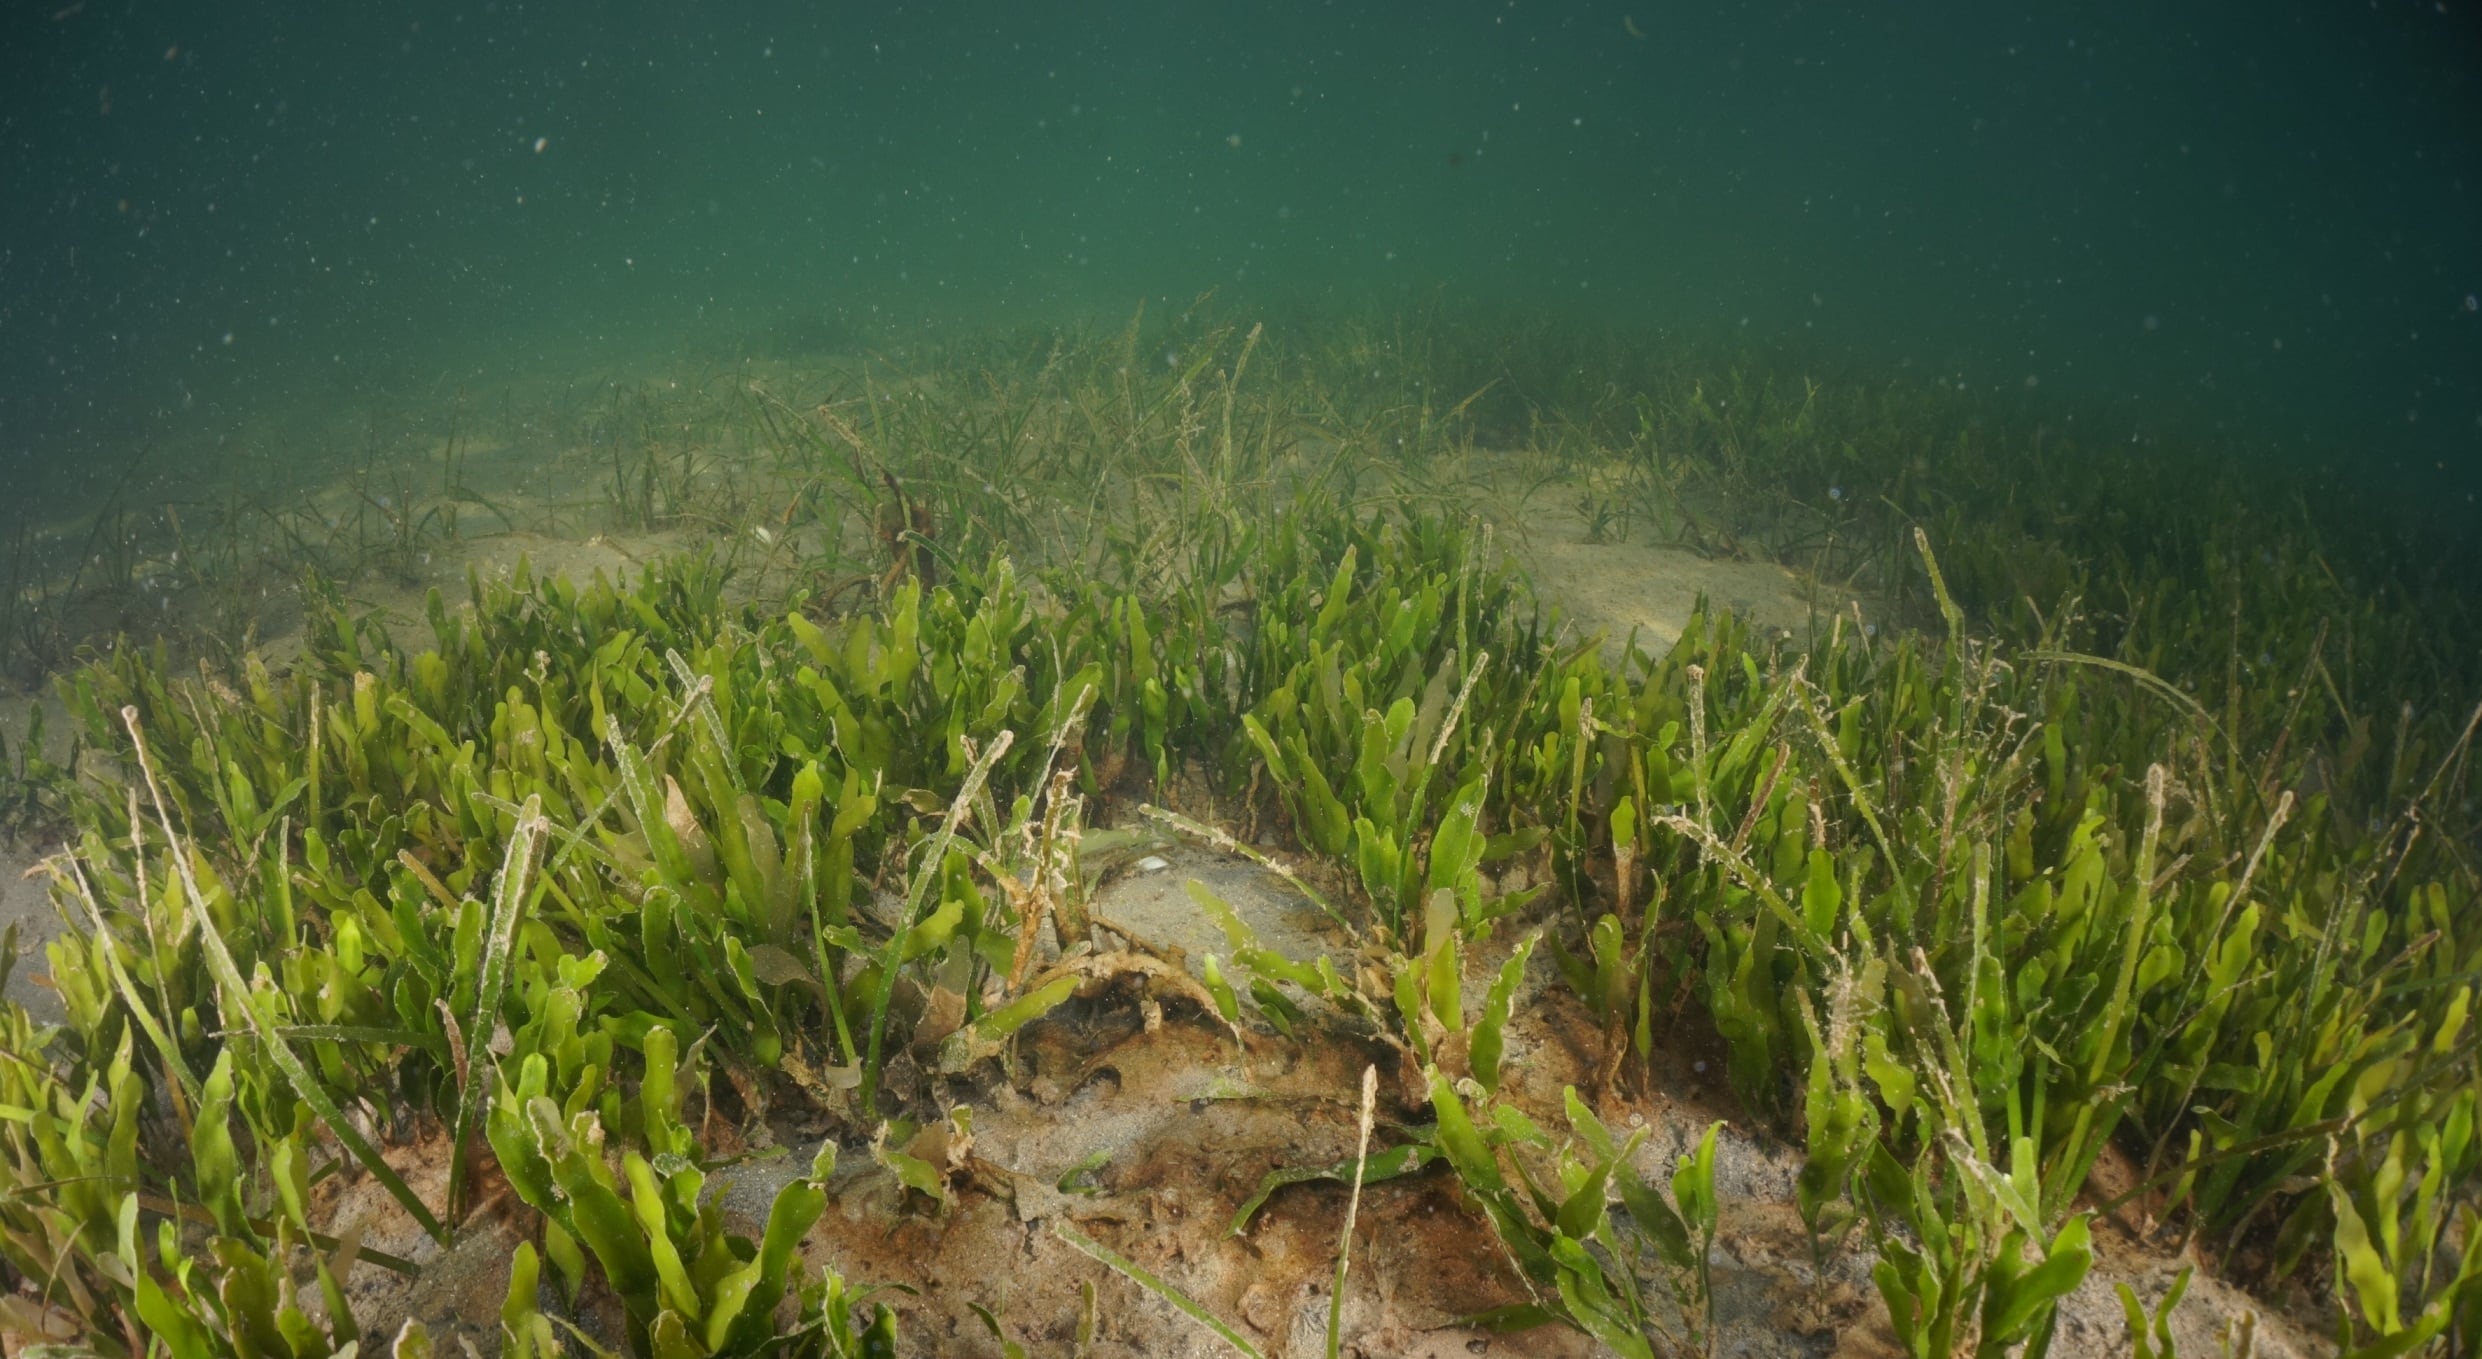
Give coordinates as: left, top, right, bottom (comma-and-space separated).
2142, 314, 2160, 332
2466, 294, 2478, 312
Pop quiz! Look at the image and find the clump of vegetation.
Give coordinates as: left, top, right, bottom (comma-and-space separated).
0, 304, 2474, 1356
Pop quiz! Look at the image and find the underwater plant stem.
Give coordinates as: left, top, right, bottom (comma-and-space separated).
2047, 764, 2170, 1221
118, 704, 453, 1246
812, 897, 859, 1066
1327, 1063, 1379, 1359
2376, 692, 2482, 899
59, 853, 197, 1135
1656, 812, 1829, 961
858, 727, 1014, 1114
447, 796, 548, 1223
2138, 789, 2297, 1183
1054, 1219, 1266, 1359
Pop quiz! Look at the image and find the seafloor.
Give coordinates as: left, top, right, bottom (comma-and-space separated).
0, 332, 2374, 1357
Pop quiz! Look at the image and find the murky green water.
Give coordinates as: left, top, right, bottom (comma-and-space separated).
4, 1, 2478, 516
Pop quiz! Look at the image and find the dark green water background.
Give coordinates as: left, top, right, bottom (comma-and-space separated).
5, 1, 2480, 517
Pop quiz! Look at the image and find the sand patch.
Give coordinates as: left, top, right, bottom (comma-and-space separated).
1489, 489, 1860, 661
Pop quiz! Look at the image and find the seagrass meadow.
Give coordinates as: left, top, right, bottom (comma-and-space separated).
0, 309, 2476, 1359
